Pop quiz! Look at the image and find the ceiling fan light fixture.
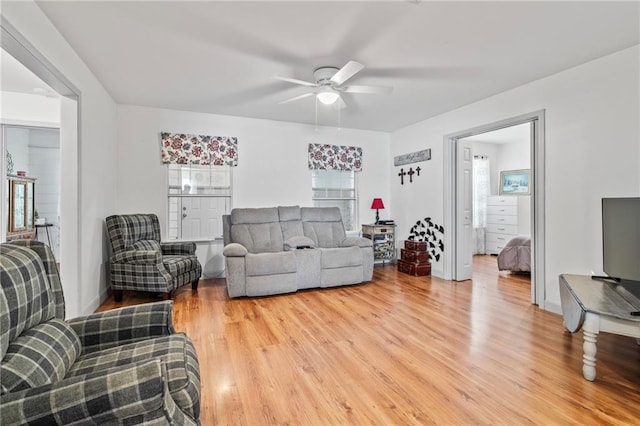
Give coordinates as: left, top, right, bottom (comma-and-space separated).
316, 88, 340, 105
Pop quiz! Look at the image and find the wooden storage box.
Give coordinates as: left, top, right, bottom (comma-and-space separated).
404, 240, 427, 251
400, 248, 429, 263
397, 259, 432, 276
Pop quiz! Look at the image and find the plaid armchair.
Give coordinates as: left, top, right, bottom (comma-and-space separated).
0, 240, 201, 425
106, 214, 202, 301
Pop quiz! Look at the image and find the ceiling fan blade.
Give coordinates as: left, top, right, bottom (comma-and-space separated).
342, 85, 393, 95
273, 76, 317, 87
278, 92, 315, 104
330, 61, 364, 86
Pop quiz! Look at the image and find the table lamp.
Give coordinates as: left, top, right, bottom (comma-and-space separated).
371, 198, 385, 224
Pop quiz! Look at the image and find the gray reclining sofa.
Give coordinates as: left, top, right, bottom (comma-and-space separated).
222, 206, 373, 297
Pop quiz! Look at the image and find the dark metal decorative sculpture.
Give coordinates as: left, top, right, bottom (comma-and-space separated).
408, 217, 444, 262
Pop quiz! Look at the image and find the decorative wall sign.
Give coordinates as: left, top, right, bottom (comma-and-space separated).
160, 132, 238, 166
308, 144, 363, 171
408, 217, 444, 262
394, 148, 431, 166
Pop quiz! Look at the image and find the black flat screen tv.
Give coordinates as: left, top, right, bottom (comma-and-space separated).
602, 197, 640, 283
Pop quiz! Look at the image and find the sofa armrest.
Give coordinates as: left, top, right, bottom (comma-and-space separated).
161, 241, 196, 255
340, 236, 373, 248
223, 243, 248, 257
0, 360, 174, 425
112, 250, 161, 265
68, 301, 175, 353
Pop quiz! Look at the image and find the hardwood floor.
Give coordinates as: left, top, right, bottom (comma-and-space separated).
98, 255, 640, 425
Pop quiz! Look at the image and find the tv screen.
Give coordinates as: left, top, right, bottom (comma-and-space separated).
602, 197, 640, 283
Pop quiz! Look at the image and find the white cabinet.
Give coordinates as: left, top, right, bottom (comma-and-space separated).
486, 196, 518, 255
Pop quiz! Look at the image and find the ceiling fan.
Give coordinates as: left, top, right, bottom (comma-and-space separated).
274, 61, 393, 108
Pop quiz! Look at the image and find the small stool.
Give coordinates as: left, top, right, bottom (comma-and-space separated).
35, 223, 54, 248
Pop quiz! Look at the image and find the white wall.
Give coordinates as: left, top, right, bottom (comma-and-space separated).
2, 1, 119, 318
391, 45, 640, 311
1, 91, 60, 127
116, 105, 391, 277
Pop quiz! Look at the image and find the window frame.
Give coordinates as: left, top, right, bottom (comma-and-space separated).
166, 163, 232, 241
311, 169, 359, 232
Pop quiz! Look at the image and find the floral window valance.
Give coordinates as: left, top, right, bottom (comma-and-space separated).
308, 143, 363, 171
161, 132, 238, 166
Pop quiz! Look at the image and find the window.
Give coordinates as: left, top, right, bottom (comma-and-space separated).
167, 164, 231, 240
311, 169, 357, 231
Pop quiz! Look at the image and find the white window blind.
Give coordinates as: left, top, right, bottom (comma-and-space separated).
311, 169, 357, 231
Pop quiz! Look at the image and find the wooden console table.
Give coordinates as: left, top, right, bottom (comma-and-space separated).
559, 274, 640, 381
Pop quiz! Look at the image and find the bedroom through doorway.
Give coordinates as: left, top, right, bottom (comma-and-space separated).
444, 110, 546, 307
459, 122, 532, 291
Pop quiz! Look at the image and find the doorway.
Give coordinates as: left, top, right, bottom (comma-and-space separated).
2, 20, 81, 313
443, 111, 546, 307
2, 125, 61, 258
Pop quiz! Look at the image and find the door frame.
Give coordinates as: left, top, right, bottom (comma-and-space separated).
2, 17, 82, 313
443, 110, 546, 307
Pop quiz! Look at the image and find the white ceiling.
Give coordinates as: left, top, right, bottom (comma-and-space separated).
11, 1, 638, 132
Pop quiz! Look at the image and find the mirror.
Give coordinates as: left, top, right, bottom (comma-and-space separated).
13, 182, 26, 229
8, 177, 35, 234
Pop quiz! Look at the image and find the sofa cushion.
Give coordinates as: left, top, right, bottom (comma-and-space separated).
320, 246, 362, 269
277, 205, 301, 222
66, 334, 201, 420
231, 207, 279, 224
246, 252, 296, 276
163, 255, 200, 277
301, 207, 347, 248
131, 239, 161, 252
0, 319, 81, 394
231, 223, 284, 254
279, 206, 304, 241
302, 222, 347, 248
0, 245, 56, 359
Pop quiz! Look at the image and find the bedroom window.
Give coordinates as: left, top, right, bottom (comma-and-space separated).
311, 169, 357, 231
167, 164, 232, 240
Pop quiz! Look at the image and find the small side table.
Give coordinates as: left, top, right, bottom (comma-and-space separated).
362, 224, 396, 264
35, 223, 54, 248
559, 274, 640, 381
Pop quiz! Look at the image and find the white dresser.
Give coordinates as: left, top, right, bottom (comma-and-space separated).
486, 196, 518, 255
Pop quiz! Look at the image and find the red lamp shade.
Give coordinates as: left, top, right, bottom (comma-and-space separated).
371, 198, 385, 210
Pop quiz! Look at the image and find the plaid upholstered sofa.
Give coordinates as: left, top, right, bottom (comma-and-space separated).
0, 240, 201, 425
106, 214, 202, 301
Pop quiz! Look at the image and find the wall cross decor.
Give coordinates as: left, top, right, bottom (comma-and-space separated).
407, 167, 415, 183
398, 168, 407, 185
416, 166, 421, 176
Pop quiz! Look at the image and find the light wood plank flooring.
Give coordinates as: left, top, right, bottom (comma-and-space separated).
98, 255, 640, 424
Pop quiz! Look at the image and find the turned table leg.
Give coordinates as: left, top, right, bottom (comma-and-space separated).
582, 312, 600, 381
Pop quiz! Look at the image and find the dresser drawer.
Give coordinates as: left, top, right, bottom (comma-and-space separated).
487, 196, 517, 206
486, 223, 518, 235
486, 241, 507, 255
487, 205, 517, 216
487, 214, 518, 226
486, 232, 514, 244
